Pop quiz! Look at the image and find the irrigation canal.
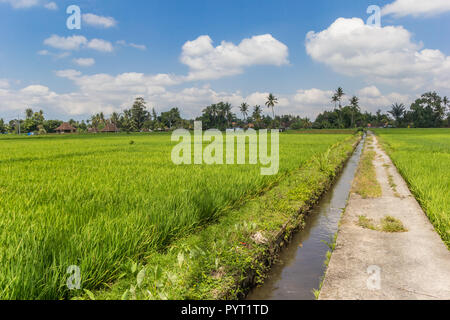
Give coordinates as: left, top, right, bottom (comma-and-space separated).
247, 136, 365, 300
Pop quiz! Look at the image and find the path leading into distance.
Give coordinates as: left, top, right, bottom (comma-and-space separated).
319, 134, 450, 300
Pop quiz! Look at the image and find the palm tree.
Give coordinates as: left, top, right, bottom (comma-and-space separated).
25, 108, 33, 119
110, 112, 121, 126
350, 96, 360, 128
265, 93, 278, 119
253, 105, 262, 124
335, 87, 345, 108
388, 103, 406, 127
210, 104, 219, 127
240, 103, 249, 121
331, 94, 339, 109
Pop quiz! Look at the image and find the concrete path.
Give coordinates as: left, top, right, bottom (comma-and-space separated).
319, 134, 450, 300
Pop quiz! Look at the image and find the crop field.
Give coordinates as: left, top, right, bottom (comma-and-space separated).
375, 129, 450, 248
0, 132, 352, 299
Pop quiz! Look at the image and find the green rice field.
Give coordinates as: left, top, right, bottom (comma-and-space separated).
376, 129, 450, 248
0, 132, 351, 299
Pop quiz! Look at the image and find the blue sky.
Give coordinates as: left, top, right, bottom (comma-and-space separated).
1, 0, 449, 121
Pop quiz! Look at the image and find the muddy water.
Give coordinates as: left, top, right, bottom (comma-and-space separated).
247, 137, 364, 300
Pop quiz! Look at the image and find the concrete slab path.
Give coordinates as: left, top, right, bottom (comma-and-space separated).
319, 133, 450, 300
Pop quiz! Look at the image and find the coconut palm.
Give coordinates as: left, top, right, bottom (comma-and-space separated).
335, 87, 345, 108
350, 96, 360, 128
240, 103, 249, 121
331, 94, 339, 109
265, 93, 278, 119
252, 105, 262, 122
388, 103, 406, 126
25, 108, 33, 119
211, 104, 219, 127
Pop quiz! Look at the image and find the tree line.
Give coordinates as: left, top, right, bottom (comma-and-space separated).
0, 89, 449, 134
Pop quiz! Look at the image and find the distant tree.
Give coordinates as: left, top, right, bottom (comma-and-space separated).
160, 108, 182, 129
335, 87, 345, 108
252, 105, 263, 127
152, 108, 158, 121
408, 92, 444, 128
110, 112, 120, 126
265, 93, 278, 119
130, 97, 150, 131
349, 96, 360, 128
43, 120, 62, 133
0, 118, 5, 133
331, 94, 339, 109
388, 103, 406, 127
25, 108, 33, 119
240, 103, 249, 121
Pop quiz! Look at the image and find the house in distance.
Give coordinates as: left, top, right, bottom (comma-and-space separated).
101, 123, 119, 133
55, 122, 76, 134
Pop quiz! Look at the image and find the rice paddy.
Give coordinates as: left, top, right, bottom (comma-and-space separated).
375, 128, 450, 248
0, 132, 351, 299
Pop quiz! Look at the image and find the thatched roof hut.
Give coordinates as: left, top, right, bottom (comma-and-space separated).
101, 123, 119, 133
88, 127, 98, 133
55, 122, 76, 134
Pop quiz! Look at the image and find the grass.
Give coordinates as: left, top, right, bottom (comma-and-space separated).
352, 137, 382, 198
0, 132, 353, 299
380, 216, 407, 233
357, 215, 407, 233
358, 215, 377, 231
375, 129, 450, 248
313, 232, 339, 300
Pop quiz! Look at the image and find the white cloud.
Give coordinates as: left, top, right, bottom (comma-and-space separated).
73, 58, 95, 67
43, 35, 113, 53
181, 34, 289, 80
86, 39, 114, 52
44, 1, 56, 10
117, 40, 147, 51
54, 69, 82, 80
305, 17, 450, 90
357, 86, 411, 113
291, 88, 335, 117
44, 35, 87, 51
0, 0, 57, 9
0, 0, 39, 9
382, 0, 450, 17
0, 79, 10, 88
82, 13, 117, 28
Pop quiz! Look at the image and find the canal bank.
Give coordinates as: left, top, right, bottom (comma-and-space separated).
247, 135, 365, 300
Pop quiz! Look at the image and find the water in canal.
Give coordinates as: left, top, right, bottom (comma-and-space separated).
247, 137, 364, 300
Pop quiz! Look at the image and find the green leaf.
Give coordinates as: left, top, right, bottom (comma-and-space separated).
130, 261, 137, 274
136, 267, 146, 287
121, 289, 129, 300
84, 289, 95, 300
177, 252, 185, 268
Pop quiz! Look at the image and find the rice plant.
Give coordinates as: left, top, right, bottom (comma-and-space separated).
0, 132, 350, 299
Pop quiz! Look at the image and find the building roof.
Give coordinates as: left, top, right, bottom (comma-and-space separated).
55, 122, 76, 132
101, 123, 119, 132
